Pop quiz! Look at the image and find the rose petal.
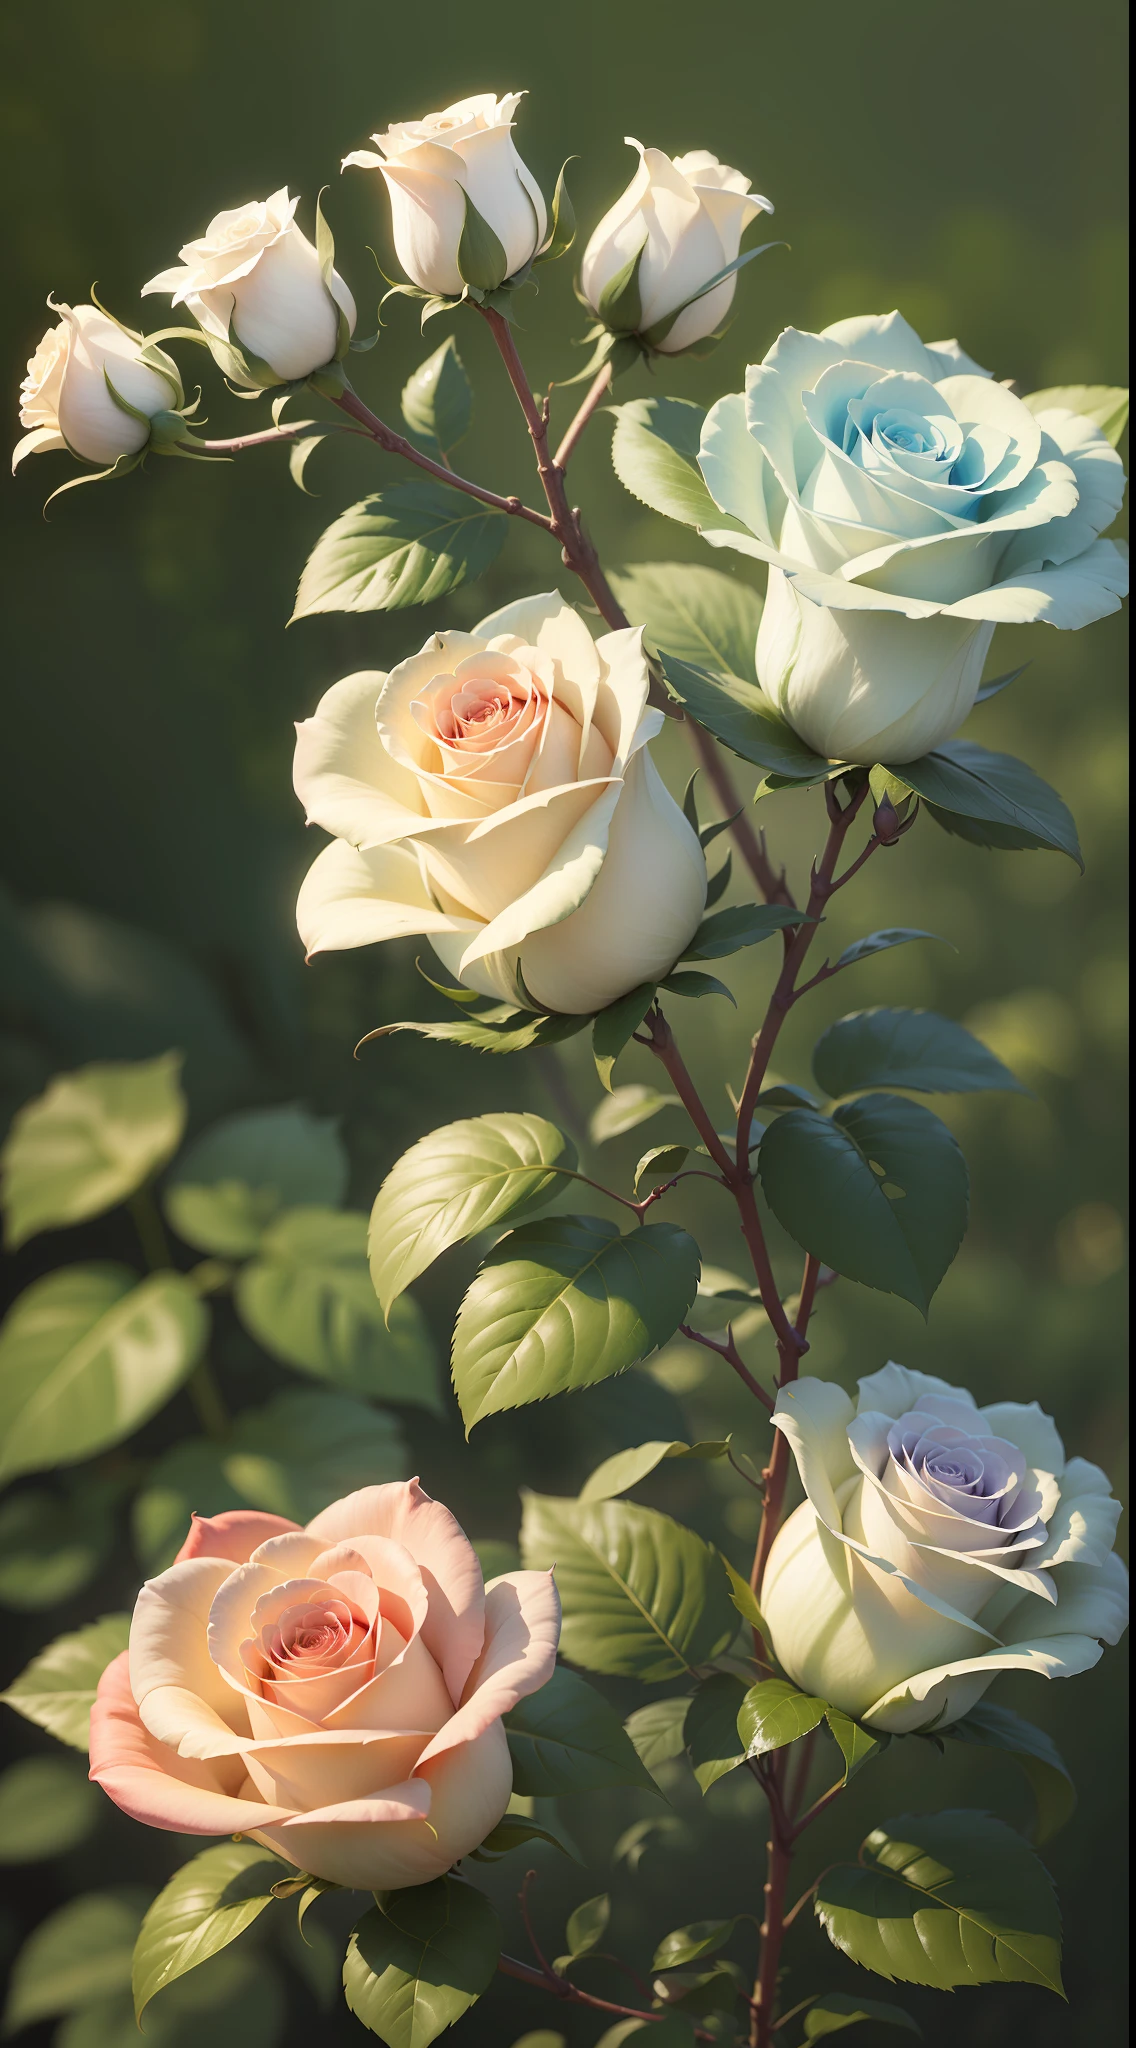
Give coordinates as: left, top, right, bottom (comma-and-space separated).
242, 1728, 430, 1809
173, 1510, 300, 1567
90, 1653, 289, 1836
415, 1570, 560, 1770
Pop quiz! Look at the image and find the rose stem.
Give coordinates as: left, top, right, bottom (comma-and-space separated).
126, 1186, 230, 1439
552, 360, 613, 469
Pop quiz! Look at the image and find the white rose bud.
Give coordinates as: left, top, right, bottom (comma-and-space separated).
142, 188, 355, 384
343, 91, 547, 298
761, 1366, 1128, 1734
13, 301, 182, 472
581, 141, 772, 353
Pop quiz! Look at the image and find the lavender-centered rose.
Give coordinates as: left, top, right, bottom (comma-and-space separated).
89, 1481, 560, 1889
761, 1363, 1128, 1733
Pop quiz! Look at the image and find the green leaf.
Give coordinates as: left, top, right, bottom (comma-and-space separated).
738, 1678, 827, 1758
815, 1809, 1064, 1994
653, 1920, 737, 1971
472, 1810, 572, 1860
236, 1206, 441, 1409
133, 1391, 407, 1564
974, 661, 1030, 704
589, 1084, 679, 1144
520, 1492, 736, 1682
801, 1991, 922, 2040
609, 397, 731, 528
608, 562, 762, 683
659, 654, 830, 778
1, 1052, 186, 1248
132, 1843, 286, 2021
1, 1888, 147, 2032
0, 1755, 100, 1863
754, 1084, 816, 1111
504, 1663, 656, 1797
343, 1877, 500, 2048
832, 930, 950, 973
686, 1672, 749, 1791
624, 1695, 690, 1775
825, 1707, 885, 1783
400, 337, 471, 456
369, 1112, 575, 1315
369, 1008, 586, 1055
579, 1437, 728, 1502
0, 1611, 129, 1750
1021, 382, 1129, 445
682, 903, 805, 962
452, 1216, 701, 1429
633, 1143, 689, 1192
704, 852, 733, 907
0, 1475, 119, 1610
163, 1104, 347, 1257
947, 1702, 1076, 1843
659, 969, 736, 1004
0, 1265, 208, 1485
560, 1893, 610, 1964
895, 741, 1083, 866
758, 1095, 969, 1313
291, 482, 507, 618
813, 1008, 1023, 1098
457, 188, 509, 291
722, 1557, 766, 1635
592, 982, 657, 1090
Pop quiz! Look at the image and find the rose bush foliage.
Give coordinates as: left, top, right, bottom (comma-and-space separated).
697, 311, 1128, 760
88, 1482, 559, 1889
762, 1363, 1129, 1732
293, 591, 708, 1014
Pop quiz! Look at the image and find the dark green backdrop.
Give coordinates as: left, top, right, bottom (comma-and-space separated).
0, 2, 1127, 2043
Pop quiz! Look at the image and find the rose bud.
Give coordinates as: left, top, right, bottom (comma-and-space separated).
13, 301, 183, 471
142, 188, 355, 385
343, 91, 547, 298
580, 140, 772, 355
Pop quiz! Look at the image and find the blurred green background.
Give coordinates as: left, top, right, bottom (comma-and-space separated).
0, 0, 1127, 2042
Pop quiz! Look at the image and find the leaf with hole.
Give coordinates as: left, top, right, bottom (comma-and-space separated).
894, 741, 1082, 865
369, 1113, 574, 1315
0, 1265, 208, 1485
292, 482, 506, 618
579, 1437, 728, 1502
400, 337, 471, 457
2, 1052, 186, 1249
813, 1008, 1023, 1098
520, 1493, 736, 1682
0, 1612, 129, 1750
686, 1672, 749, 1791
504, 1663, 656, 1797
758, 1094, 969, 1313
132, 1843, 285, 2021
738, 1678, 827, 1758
236, 1206, 440, 1408
163, 1104, 347, 1257
452, 1215, 700, 1429
343, 1877, 500, 2048
815, 1809, 1063, 1993
609, 562, 762, 682
947, 1702, 1075, 1843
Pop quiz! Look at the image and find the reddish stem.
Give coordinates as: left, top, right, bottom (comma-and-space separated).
331, 386, 555, 531
679, 1322, 775, 1411
553, 360, 613, 469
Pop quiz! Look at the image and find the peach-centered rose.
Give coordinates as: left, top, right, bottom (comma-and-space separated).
293, 594, 708, 1015
89, 1482, 559, 1890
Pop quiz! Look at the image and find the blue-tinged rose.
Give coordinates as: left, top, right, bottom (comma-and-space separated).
697, 312, 1128, 762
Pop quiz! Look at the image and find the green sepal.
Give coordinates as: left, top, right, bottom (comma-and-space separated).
592, 982, 656, 1089
538, 158, 577, 263
595, 237, 646, 332
314, 186, 353, 361
659, 969, 736, 1004
638, 240, 784, 349
457, 187, 509, 292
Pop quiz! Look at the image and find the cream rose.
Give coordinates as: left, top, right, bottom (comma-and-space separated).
142, 187, 355, 384
13, 302, 182, 471
581, 141, 772, 354
761, 1364, 1128, 1734
88, 1483, 559, 1890
343, 91, 547, 296
293, 593, 708, 1015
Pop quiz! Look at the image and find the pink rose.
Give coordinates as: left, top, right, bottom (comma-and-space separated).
89, 1482, 559, 1890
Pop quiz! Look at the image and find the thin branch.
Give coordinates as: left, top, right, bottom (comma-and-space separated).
330, 386, 555, 531
678, 1322, 775, 1410
553, 360, 613, 469
791, 1777, 846, 1841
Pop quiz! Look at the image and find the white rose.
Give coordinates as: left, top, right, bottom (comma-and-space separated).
343, 91, 547, 297
580, 141, 772, 354
142, 187, 355, 384
698, 312, 1128, 761
13, 302, 181, 471
292, 593, 707, 1016
761, 1364, 1128, 1733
